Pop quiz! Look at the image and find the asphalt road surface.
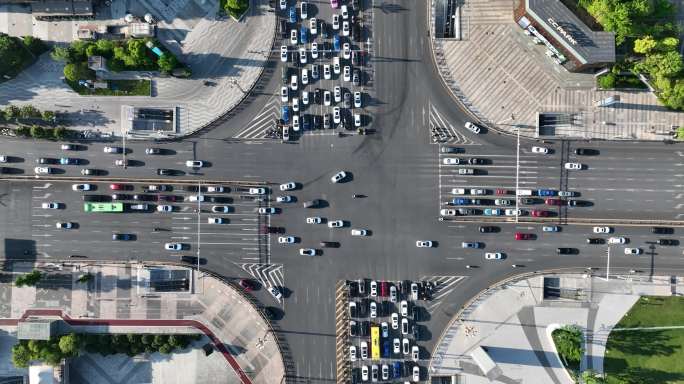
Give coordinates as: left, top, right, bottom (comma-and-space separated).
1, 1, 684, 383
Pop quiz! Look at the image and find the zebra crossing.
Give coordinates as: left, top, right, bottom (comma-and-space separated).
234, 96, 280, 139
419, 275, 467, 313
236, 262, 285, 290
429, 103, 479, 145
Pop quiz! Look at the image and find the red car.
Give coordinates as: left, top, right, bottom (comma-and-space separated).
380, 281, 388, 297
157, 195, 176, 202
545, 198, 562, 206
496, 189, 508, 195
531, 210, 549, 217
239, 279, 255, 291
110, 183, 128, 191
515, 232, 534, 240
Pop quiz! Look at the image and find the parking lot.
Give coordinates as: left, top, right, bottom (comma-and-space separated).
276, 0, 373, 140
344, 279, 435, 383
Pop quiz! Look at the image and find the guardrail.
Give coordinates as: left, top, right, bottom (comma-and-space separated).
0, 175, 270, 186
441, 216, 684, 226
335, 280, 351, 384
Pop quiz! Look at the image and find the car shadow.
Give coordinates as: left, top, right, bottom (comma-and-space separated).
2, 167, 24, 175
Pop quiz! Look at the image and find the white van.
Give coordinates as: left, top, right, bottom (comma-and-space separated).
451, 188, 466, 195
282, 126, 290, 142
516, 189, 533, 196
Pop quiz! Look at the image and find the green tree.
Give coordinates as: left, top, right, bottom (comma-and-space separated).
663, 79, 684, 110
11, 342, 32, 368
581, 369, 607, 384
95, 39, 115, 58
58, 334, 81, 356
41, 110, 55, 123
553, 325, 584, 363
141, 334, 153, 345
20, 104, 40, 119
76, 273, 93, 284
63, 62, 94, 82
587, 0, 632, 45
646, 51, 683, 77
30, 125, 47, 139
85, 44, 98, 58
4, 104, 20, 120
15, 270, 43, 287
598, 73, 616, 89
70, 40, 92, 62
0, 33, 26, 76
22, 36, 46, 56
127, 39, 147, 66
157, 54, 178, 73
158, 343, 173, 354
50, 46, 72, 62
634, 35, 657, 54
658, 37, 679, 52
15, 126, 30, 137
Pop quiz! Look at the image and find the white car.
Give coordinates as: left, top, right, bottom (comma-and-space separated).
299, 47, 307, 64
332, 14, 340, 30
531, 146, 549, 154
323, 64, 332, 79
354, 114, 361, 127
593, 226, 612, 234
299, 248, 316, 256
280, 45, 288, 62
351, 229, 368, 236
249, 187, 266, 195
55, 222, 73, 229
279, 182, 296, 191
333, 57, 341, 74
41, 202, 60, 209
543, 226, 560, 232
292, 97, 300, 112
342, 20, 350, 36
370, 280, 378, 297
440, 209, 456, 216
471, 188, 487, 195
402, 338, 410, 355
164, 243, 183, 251
187, 195, 204, 202
393, 338, 400, 353
341, 4, 349, 18
278, 236, 295, 244
0, 155, 7, 162
361, 341, 368, 359
342, 43, 351, 59
350, 345, 357, 362
323, 90, 332, 106
302, 69, 309, 84
412, 366, 420, 382
391, 313, 399, 329
34, 166, 50, 174
114, 159, 128, 167
625, 248, 642, 255
211, 205, 231, 213
185, 160, 203, 168
280, 86, 288, 102
505, 209, 523, 216
558, 191, 576, 197
464, 121, 481, 134
381, 322, 389, 338
354, 91, 362, 108
361, 366, 369, 381
343, 65, 351, 82
103, 146, 121, 153
333, 107, 341, 124
268, 286, 283, 301
207, 217, 226, 224
328, 220, 343, 228
310, 42, 318, 59
451, 188, 466, 195
442, 158, 460, 165
258, 207, 276, 214
485, 252, 503, 260
381, 364, 389, 381
495, 199, 511, 206
608, 237, 627, 244
369, 301, 377, 318
334, 86, 342, 102
156, 205, 173, 212
564, 162, 583, 170
279, 0, 286, 10
300, 1, 308, 18
309, 18, 317, 34
276, 195, 293, 203
331, 171, 347, 183
306, 217, 322, 224
400, 300, 408, 316
207, 186, 224, 193
290, 29, 297, 45
412, 345, 419, 361
290, 75, 298, 90
72, 184, 92, 191
411, 283, 419, 300
416, 240, 433, 248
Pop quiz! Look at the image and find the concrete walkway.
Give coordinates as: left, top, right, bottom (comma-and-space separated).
429, 272, 684, 383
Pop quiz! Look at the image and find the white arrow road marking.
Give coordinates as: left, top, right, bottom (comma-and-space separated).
33, 183, 52, 189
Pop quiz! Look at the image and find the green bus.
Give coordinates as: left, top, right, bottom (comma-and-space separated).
83, 202, 124, 212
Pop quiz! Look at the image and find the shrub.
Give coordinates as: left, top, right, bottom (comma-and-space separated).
63, 62, 94, 82
15, 270, 43, 287
598, 73, 617, 89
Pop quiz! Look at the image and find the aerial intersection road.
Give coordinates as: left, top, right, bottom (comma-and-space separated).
1, 1, 684, 382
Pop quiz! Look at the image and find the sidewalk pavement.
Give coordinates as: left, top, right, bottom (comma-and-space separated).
429, 272, 684, 383
0, 0, 275, 137
0, 262, 284, 384
430, 1, 684, 141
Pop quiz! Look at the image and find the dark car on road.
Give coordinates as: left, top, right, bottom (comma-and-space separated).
574, 148, 598, 156
557, 247, 578, 254
157, 168, 175, 176
479, 226, 498, 233
112, 233, 133, 241
83, 194, 110, 202
658, 239, 678, 246
652, 227, 674, 234
587, 238, 605, 245
320, 241, 340, 248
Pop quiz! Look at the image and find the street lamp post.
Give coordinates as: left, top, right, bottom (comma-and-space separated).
605, 247, 610, 281
196, 181, 201, 272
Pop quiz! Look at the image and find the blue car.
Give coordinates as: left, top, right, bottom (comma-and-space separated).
300, 26, 308, 44
288, 7, 297, 23
452, 198, 469, 205
333, 35, 341, 51
302, 115, 310, 130
383, 340, 390, 358
484, 208, 502, 216
538, 189, 556, 196
281, 106, 290, 123
393, 362, 401, 378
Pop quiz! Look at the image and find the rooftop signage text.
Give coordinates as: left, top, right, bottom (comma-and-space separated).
547, 17, 578, 45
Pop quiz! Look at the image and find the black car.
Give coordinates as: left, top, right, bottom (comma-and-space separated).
83, 194, 109, 202
520, 198, 538, 205
353, 23, 361, 41
574, 148, 598, 156
652, 227, 674, 234
320, 241, 340, 248
324, 114, 331, 129
36, 157, 56, 164
279, 19, 287, 38
132, 194, 154, 201
313, 115, 320, 129
658, 239, 678, 246
314, 88, 321, 104
557, 247, 578, 254
184, 185, 200, 192
157, 168, 174, 176
468, 157, 486, 165
587, 238, 605, 245
112, 233, 133, 241
344, 92, 352, 108
111, 194, 132, 201
479, 226, 498, 233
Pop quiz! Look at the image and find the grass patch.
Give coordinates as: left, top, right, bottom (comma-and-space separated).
66, 79, 151, 96
604, 296, 684, 384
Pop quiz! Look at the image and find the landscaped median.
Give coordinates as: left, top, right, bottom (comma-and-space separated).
604, 296, 684, 384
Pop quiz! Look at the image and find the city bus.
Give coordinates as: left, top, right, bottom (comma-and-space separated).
370, 324, 380, 360
83, 202, 124, 212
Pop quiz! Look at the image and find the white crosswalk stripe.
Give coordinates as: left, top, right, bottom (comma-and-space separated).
236, 262, 284, 289
234, 96, 280, 139
419, 275, 467, 313
429, 103, 479, 145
